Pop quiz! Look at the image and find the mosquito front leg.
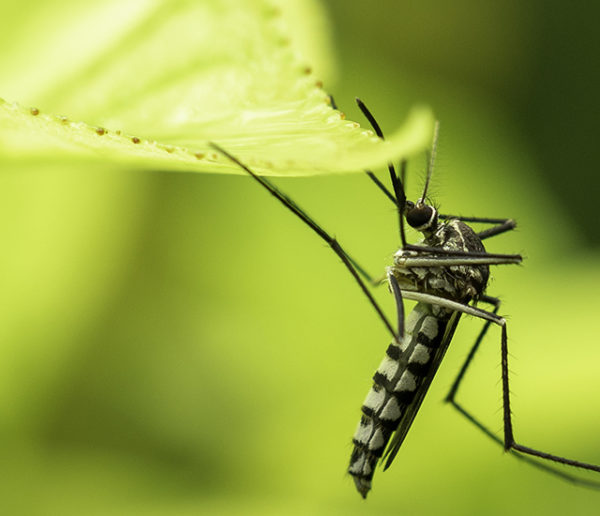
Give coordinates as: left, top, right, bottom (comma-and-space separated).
210, 142, 399, 342
438, 214, 517, 240
344, 253, 386, 287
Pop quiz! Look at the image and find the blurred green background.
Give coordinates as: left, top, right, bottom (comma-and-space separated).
1, 1, 600, 515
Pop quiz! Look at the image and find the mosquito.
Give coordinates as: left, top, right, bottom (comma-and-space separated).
209, 98, 600, 498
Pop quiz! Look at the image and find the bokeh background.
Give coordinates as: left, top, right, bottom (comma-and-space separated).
1, 1, 599, 515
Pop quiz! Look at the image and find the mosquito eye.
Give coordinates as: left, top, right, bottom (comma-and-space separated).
406, 205, 435, 229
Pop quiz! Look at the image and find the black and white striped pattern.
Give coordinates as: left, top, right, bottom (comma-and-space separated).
211, 140, 590, 497
349, 302, 453, 497
349, 218, 489, 498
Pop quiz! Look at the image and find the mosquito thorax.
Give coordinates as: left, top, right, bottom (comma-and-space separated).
390, 210, 490, 303
405, 200, 438, 233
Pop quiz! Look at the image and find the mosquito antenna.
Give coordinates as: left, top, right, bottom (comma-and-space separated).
420, 120, 439, 204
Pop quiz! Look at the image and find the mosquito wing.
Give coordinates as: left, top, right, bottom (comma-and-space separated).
383, 310, 462, 469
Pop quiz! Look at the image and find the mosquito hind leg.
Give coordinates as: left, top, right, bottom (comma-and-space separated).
498, 319, 600, 475
445, 294, 500, 403
444, 295, 600, 487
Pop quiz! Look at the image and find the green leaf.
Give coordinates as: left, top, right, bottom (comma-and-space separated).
0, 0, 434, 176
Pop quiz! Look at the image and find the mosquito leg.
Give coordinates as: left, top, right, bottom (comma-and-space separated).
445, 294, 500, 403
450, 400, 600, 487
237, 94, 390, 288
210, 143, 382, 289
395, 253, 522, 268
210, 142, 399, 343
328, 95, 401, 207
438, 215, 511, 223
344, 254, 382, 287
388, 272, 405, 341
400, 291, 503, 323
211, 144, 380, 289
355, 98, 408, 246
498, 320, 600, 474
365, 170, 398, 205
439, 294, 600, 487
477, 220, 517, 240
400, 243, 522, 262
437, 214, 517, 241
355, 98, 399, 196
354, 100, 517, 246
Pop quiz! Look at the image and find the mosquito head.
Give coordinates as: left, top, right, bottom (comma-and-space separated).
355, 100, 442, 240
404, 199, 438, 232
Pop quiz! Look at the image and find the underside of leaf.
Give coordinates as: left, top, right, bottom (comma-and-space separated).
0, 0, 434, 176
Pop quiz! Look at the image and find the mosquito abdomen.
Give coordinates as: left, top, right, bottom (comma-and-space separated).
348, 303, 451, 497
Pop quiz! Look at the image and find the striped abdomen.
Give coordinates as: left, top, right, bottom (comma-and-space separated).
348, 302, 453, 498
